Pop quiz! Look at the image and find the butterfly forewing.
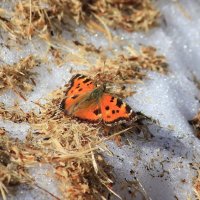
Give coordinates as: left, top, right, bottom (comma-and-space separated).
62, 74, 96, 114
65, 74, 96, 97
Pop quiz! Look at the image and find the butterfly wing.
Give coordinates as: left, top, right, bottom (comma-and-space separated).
72, 103, 102, 123
61, 74, 96, 114
100, 93, 134, 126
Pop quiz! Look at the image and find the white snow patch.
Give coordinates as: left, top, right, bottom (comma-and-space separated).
0, 120, 30, 141
7, 164, 59, 200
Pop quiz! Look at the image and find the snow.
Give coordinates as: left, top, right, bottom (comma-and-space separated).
0, 0, 200, 200
6, 164, 59, 200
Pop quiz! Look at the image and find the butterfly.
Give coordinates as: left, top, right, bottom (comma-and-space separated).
60, 74, 135, 126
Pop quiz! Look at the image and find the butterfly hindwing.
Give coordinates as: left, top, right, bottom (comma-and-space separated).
61, 74, 96, 114
73, 103, 102, 123
100, 93, 134, 125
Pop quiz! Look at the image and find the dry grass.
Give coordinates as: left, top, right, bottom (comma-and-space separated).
0, 0, 159, 41
194, 170, 200, 200
0, 76, 152, 199
27, 89, 114, 199
0, 38, 168, 200
189, 112, 200, 139
192, 162, 200, 200
0, 129, 34, 200
190, 113, 200, 199
0, 1, 167, 199
0, 87, 131, 199
0, 55, 39, 100
66, 45, 168, 97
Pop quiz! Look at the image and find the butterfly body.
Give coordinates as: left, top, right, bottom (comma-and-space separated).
61, 74, 135, 126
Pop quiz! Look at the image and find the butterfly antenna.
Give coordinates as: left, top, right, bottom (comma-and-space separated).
103, 59, 106, 71
102, 83, 106, 91
101, 58, 106, 79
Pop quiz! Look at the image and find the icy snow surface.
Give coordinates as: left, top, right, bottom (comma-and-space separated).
1, 0, 200, 200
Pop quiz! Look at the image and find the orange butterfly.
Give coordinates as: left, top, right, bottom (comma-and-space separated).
61, 74, 135, 126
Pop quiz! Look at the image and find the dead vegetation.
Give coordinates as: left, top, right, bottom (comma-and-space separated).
81, 45, 168, 83
0, 1, 169, 199
0, 40, 168, 100
67, 44, 168, 97
0, 32, 168, 200
189, 112, 200, 139
0, 0, 159, 41
191, 162, 200, 200
0, 129, 34, 200
0, 55, 39, 100
194, 169, 200, 200
0, 87, 132, 200
190, 113, 200, 200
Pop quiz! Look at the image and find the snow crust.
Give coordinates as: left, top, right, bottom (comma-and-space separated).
0, 0, 200, 199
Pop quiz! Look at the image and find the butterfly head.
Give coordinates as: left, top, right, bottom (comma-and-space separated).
102, 83, 106, 91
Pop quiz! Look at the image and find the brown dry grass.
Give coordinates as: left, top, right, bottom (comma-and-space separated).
194, 170, 200, 200
0, 33, 169, 200
0, 55, 39, 100
0, 0, 159, 41
0, 87, 132, 199
189, 112, 200, 139
67, 45, 168, 97
191, 162, 200, 200
0, 1, 167, 199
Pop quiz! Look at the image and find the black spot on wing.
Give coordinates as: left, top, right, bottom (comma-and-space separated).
105, 106, 110, 110
87, 81, 93, 86
78, 88, 83, 91
70, 74, 85, 86
83, 79, 91, 83
65, 74, 84, 95
71, 95, 79, 99
110, 97, 115, 102
71, 74, 85, 85
116, 99, 123, 108
93, 108, 101, 116
76, 83, 81, 88
65, 74, 96, 96
112, 110, 115, 114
